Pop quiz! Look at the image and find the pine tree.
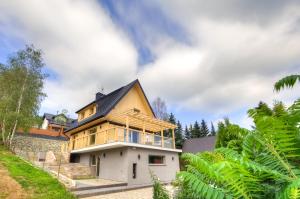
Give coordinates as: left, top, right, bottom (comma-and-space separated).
167, 113, 176, 137
191, 121, 201, 138
210, 122, 216, 136
175, 120, 184, 148
184, 125, 191, 139
200, 119, 209, 137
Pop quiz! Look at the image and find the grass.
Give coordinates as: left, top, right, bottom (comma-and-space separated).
0, 145, 77, 199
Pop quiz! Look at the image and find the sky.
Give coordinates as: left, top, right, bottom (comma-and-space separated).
0, 0, 300, 129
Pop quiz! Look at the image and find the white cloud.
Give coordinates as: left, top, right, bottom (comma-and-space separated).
0, 0, 138, 116
0, 0, 299, 123
138, 1, 300, 115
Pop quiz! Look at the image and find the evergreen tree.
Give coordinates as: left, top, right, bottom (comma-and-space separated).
184, 125, 191, 139
191, 121, 201, 138
175, 120, 184, 148
210, 122, 216, 136
167, 113, 176, 137
199, 119, 209, 137
168, 113, 176, 124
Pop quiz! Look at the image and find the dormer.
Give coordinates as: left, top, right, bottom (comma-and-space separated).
77, 103, 97, 121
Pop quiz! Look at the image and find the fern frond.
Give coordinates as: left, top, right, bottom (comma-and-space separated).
274, 74, 300, 92
278, 178, 300, 199
178, 171, 231, 199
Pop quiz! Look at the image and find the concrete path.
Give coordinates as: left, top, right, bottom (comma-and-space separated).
84, 187, 153, 199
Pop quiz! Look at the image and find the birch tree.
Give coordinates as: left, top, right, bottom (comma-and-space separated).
0, 45, 46, 147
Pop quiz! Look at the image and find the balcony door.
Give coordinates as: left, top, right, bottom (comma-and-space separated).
130, 130, 139, 143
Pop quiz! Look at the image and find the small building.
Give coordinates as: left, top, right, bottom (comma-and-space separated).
64, 79, 181, 185
182, 136, 216, 153
41, 113, 76, 137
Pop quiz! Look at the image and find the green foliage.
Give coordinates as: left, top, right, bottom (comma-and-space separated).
184, 125, 191, 139
200, 119, 209, 137
192, 121, 201, 138
210, 122, 216, 136
175, 121, 184, 149
0, 145, 76, 199
274, 74, 300, 91
215, 118, 249, 151
0, 45, 46, 147
151, 171, 170, 199
176, 73, 300, 199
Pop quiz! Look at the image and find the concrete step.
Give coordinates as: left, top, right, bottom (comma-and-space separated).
73, 184, 152, 198
70, 182, 128, 191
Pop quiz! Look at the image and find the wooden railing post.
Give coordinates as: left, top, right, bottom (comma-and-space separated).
161, 129, 164, 148
126, 116, 129, 143
142, 122, 145, 144
115, 128, 118, 142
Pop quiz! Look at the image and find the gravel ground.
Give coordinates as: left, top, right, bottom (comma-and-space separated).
85, 187, 153, 199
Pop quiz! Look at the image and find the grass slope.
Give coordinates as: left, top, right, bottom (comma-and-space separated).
0, 145, 76, 199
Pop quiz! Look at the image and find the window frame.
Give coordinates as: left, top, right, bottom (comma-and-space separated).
90, 154, 96, 166
148, 155, 165, 165
89, 128, 97, 145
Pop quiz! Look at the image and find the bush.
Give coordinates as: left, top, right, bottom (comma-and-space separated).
151, 171, 170, 199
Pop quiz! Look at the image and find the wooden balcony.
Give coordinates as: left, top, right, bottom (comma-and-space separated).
68, 127, 175, 151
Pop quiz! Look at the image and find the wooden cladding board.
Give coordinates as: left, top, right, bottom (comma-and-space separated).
77, 104, 97, 122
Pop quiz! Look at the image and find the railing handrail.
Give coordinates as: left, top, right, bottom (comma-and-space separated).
70, 126, 174, 151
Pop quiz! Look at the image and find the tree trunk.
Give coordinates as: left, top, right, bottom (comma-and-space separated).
8, 71, 28, 147
1, 119, 5, 144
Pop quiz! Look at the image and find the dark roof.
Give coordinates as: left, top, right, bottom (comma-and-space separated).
65, 79, 155, 133
43, 113, 76, 127
182, 136, 216, 153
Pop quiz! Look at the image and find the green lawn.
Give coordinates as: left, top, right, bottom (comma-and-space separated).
0, 145, 77, 199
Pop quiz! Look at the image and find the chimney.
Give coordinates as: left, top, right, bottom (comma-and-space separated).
96, 92, 105, 100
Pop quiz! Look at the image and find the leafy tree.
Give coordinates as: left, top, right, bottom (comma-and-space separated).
215, 118, 249, 151
152, 97, 168, 120
0, 45, 46, 147
210, 122, 216, 136
184, 125, 191, 140
200, 119, 209, 137
191, 121, 201, 138
175, 121, 184, 149
274, 74, 300, 91
174, 75, 300, 199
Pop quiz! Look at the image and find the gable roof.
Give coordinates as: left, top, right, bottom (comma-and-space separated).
182, 136, 216, 153
65, 79, 155, 133
43, 113, 76, 127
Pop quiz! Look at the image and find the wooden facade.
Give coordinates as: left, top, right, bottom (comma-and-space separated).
64, 81, 177, 152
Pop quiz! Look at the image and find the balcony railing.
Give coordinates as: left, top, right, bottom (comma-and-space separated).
70, 127, 174, 151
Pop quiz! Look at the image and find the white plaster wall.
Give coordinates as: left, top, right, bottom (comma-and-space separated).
41, 118, 49, 129
98, 148, 128, 182
126, 147, 180, 185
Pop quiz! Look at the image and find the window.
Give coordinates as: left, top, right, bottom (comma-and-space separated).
90, 155, 96, 166
132, 163, 137, 179
89, 108, 93, 115
148, 155, 165, 165
89, 128, 96, 145
52, 127, 61, 132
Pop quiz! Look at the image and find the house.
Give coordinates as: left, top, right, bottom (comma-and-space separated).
182, 136, 216, 153
64, 79, 181, 185
41, 113, 76, 137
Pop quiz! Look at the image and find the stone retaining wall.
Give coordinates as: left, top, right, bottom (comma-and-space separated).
11, 133, 68, 162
